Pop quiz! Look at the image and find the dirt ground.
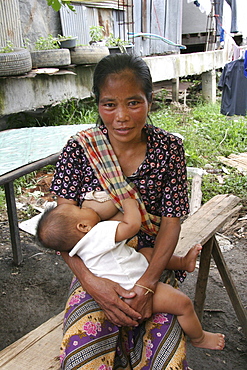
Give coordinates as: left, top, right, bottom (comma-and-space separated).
0, 177, 246, 370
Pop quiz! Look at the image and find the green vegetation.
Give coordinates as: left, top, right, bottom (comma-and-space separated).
105, 34, 130, 52
89, 26, 130, 52
0, 41, 14, 53
89, 26, 105, 43
6, 98, 98, 129
151, 101, 247, 203
1, 99, 246, 211
46, 0, 75, 12
152, 102, 246, 167
34, 35, 60, 50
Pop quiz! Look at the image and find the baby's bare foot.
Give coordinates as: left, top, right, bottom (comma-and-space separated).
183, 244, 202, 272
191, 331, 225, 350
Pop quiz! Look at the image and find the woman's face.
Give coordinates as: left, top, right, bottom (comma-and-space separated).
98, 70, 151, 145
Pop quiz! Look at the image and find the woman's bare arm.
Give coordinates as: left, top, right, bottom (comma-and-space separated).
57, 196, 141, 326
124, 217, 181, 321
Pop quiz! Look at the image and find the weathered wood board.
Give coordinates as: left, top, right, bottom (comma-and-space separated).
174, 194, 241, 256
0, 312, 63, 369
218, 152, 247, 174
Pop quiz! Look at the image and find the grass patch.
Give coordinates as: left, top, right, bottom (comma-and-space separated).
6, 98, 98, 129
151, 102, 246, 167
151, 101, 247, 203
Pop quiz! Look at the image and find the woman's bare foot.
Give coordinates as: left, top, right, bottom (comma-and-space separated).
182, 244, 202, 272
191, 331, 225, 350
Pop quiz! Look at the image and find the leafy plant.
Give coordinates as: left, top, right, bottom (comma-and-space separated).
34, 35, 60, 50
88, 26, 131, 52
89, 26, 105, 43
0, 41, 14, 53
105, 33, 130, 53
46, 0, 75, 12
152, 102, 247, 167
23, 38, 31, 50
57, 34, 75, 41
42, 98, 98, 126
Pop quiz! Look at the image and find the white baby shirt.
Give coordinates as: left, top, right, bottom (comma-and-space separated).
69, 220, 149, 290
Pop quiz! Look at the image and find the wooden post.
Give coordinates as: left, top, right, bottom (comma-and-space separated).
194, 237, 214, 321
201, 69, 216, 103
4, 182, 23, 265
172, 77, 179, 102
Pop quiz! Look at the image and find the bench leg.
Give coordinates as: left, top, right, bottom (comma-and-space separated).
194, 237, 214, 321
212, 236, 247, 337
4, 182, 23, 265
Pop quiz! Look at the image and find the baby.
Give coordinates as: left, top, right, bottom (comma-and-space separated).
36, 193, 225, 350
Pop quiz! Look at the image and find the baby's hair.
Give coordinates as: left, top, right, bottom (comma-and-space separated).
36, 205, 75, 252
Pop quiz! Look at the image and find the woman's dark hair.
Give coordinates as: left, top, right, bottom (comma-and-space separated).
93, 53, 153, 104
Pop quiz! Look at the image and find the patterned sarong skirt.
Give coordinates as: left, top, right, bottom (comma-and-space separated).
60, 276, 188, 370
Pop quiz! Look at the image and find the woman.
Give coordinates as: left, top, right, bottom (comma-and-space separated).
51, 53, 190, 369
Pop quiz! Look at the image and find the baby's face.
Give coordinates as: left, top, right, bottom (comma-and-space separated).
57, 204, 101, 229
77, 206, 101, 227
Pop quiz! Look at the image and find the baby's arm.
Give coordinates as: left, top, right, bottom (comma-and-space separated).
83, 199, 118, 220
115, 199, 141, 242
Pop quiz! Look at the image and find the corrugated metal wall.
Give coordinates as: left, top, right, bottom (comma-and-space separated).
133, 0, 182, 56
60, 3, 117, 45
0, 0, 23, 48
72, 0, 125, 9
59, 0, 183, 56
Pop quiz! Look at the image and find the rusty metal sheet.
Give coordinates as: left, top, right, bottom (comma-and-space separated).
0, 0, 23, 48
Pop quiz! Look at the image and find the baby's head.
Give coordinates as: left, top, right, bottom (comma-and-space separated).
36, 203, 101, 252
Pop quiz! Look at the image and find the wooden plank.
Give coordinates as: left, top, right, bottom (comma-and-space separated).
212, 237, 247, 337
228, 152, 247, 160
194, 237, 214, 321
174, 194, 241, 256
229, 158, 247, 167
175, 196, 241, 255
175, 204, 242, 255
189, 174, 202, 215
0, 313, 63, 370
218, 153, 247, 173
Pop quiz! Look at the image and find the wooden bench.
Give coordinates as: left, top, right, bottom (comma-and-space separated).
0, 193, 246, 369
0, 313, 63, 370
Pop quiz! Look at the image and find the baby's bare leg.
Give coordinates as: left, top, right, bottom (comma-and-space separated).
139, 244, 202, 273
153, 282, 225, 350
166, 244, 202, 272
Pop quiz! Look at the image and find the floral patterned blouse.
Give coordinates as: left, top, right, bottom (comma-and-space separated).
50, 123, 189, 249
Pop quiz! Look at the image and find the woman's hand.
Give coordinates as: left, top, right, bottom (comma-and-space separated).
61, 251, 141, 327
83, 274, 142, 327
123, 283, 154, 323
